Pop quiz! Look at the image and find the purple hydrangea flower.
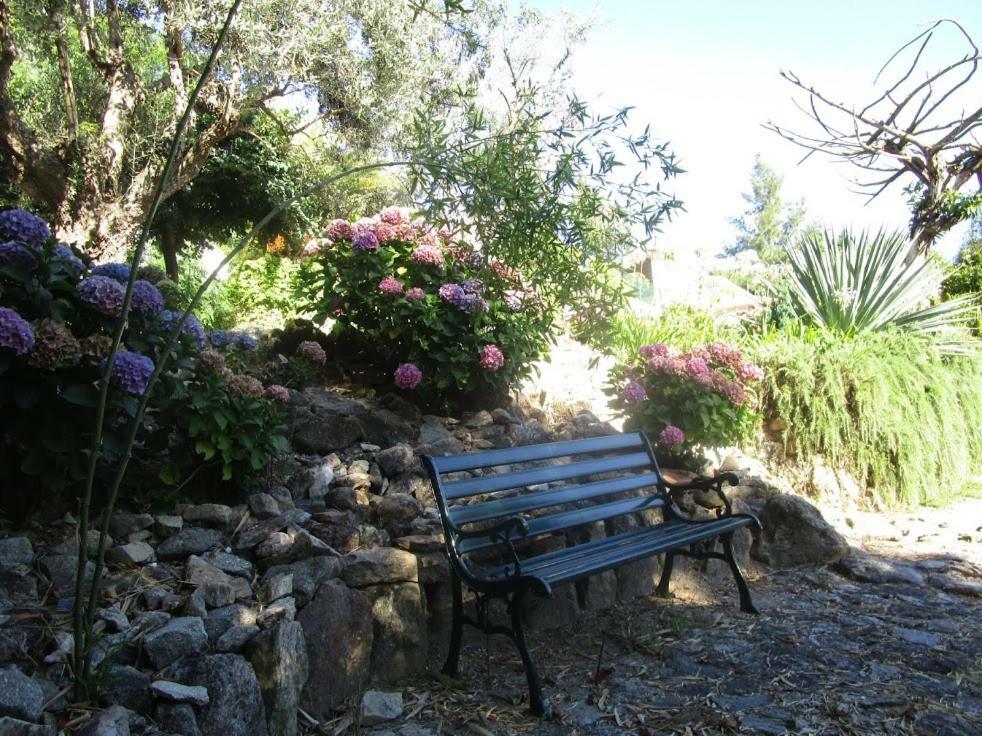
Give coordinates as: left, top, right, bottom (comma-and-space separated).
0, 209, 51, 247
405, 287, 426, 302
352, 230, 380, 251
503, 290, 524, 311
685, 357, 710, 377
438, 283, 466, 306
720, 380, 748, 406
622, 380, 647, 404
263, 384, 290, 403
0, 241, 38, 271
234, 332, 258, 351
639, 343, 670, 359
394, 362, 423, 389
53, 244, 85, 276
77, 275, 126, 315
131, 280, 164, 315
158, 309, 205, 347
737, 362, 764, 382
461, 278, 484, 294
208, 330, 232, 348
479, 344, 505, 371
657, 425, 686, 449
106, 350, 154, 395
90, 262, 131, 284
378, 276, 404, 295
0, 307, 35, 355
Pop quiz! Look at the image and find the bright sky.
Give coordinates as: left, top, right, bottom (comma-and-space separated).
525, 0, 982, 261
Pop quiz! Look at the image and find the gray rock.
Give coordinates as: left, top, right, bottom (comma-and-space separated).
299, 580, 374, 718
154, 515, 183, 539
0, 666, 44, 722
246, 621, 308, 736
186, 556, 251, 601
836, 553, 927, 585
751, 494, 849, 568
200, 551, 253, 580
215, 625, 260, 653
261, 557, 341, 608
204, 605, 257, 643
268, 487, 295, 512
248, 494, 280, 520
255, 532, 293, 560
150, 680, 210, 706
101, 666, 151, 713
341, 548, 418, 588
294, 417, 364, 454
360, 690, 402, 726
144, 617, 208, 669
131, 610, 172, 634
200, 582, 236, 609
166, 655, 268, 736
155, 703, 201, 736
366, 583, 427, 684
50, 530, 102, 558
306, 464, 335, 501
464, 410, 493, 428
107, 542, 155, 565
0, 716, 55, 735
509, 420, 551, 445
257, 597, 296, 628
96, 606, 130, 633
77, 705, 131, 736
40, 554, 94, 597
259, 573, 293, 603
894, 627, 942, 647
142, 588, 182, 613
110, 513, 154, 538
374, 445, 416, 477
418, 421, 453, 446
376, 494, 422, 537
183, 504, 234, 528
325, 486, 370, 511
157, 528, 224, 560
0, 538, 34, 569
233, 510, 309, 551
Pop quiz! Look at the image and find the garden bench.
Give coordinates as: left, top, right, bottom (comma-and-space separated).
422, 431, 761, 717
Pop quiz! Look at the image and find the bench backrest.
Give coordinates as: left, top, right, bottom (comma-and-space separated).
423, 432, 671, 575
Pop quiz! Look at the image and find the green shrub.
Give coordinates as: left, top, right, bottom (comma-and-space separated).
295, 208, 553, 407
942, 238, 982, 335
749, 325, 982, 506
604, 306, 737, 364
606, 339, 763, 468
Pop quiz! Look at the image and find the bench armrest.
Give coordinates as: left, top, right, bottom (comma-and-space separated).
455, 514, 529, 541
662, 472, 739, 515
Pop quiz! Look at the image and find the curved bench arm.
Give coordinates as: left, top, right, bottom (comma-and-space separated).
661, 472, 739, 516
456, 515, 529, 578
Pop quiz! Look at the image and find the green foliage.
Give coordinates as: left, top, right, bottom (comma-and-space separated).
222, 255, 303, 330
295, 209, 553, 407
602, 306, 737, 364
408, 82, 684, 341
942, 236, 982, 334
606, 340, 762, 468
749, 326, 982, 507
785, 228, 979, 352
726, 155, 807, 264
140, 252, 237, 330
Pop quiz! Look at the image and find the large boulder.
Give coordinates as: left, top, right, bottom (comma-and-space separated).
751, 494, 849, 568
340, 548, 418, 588
298, 580, 373, 718
293, 417, 364, 454
0, 666, 44, 722
246, 621, 308, 736
365, 583, 427, 685
167, 654, 267, 736
143, 617, 208, 669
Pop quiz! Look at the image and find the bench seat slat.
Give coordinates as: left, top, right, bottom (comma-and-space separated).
442, 451, 652, 500
457, 493, 667, 554
430, 432, 645, 474
476, 516, 754, 584
448, 472, 663, 526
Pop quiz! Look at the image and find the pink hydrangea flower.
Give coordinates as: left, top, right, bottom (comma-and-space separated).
405, 288, 426, 302
352, 230, 379, 251
297, 340, 326, 365
437, 226, 454, 240
394, 362, 423, 389
622, 380, 647, 404
639, 343, 669, 359
479, 344, 505, 371
658, 425, 686, 449
378, 276, 404, 295
411, 244, 444, 266
227, 374, 263, 399
380, 206, 409, 225
326, 219, 354, 241
720, 380, 748, 406
707, 341, 742, 368
737, 362, 764, 382
263, 384, 290, 403
685, 357, 710, 377
374, 222, 396, 243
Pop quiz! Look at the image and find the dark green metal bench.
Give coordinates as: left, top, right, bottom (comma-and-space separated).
422, 431, 761, 717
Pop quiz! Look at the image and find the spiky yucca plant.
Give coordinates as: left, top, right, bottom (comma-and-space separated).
784, 229, 979, 352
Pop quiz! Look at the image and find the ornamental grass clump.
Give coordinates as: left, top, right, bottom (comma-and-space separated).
607, 340, 763, 468
295, 206, 550, 407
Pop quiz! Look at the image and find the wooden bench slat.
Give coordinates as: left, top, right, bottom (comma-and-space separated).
457, 493, 668, 554
429, 432, 645, 474
442, 451, 653, 500
448, 472, 663, 525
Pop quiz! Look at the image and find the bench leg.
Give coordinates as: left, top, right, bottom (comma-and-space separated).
722, 533, 758, 614
655, 551, 676, 599
508, 593, 552, 719
442, 572, 464, 677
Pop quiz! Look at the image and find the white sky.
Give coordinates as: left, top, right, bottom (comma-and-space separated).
525, 0, 982, 261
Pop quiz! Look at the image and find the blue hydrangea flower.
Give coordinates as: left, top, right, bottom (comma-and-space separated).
53, 244, 85, 276
0, 209, 51, 247
159, 310, 205, 348
105, 350, 154, 395
0, 241, 38, 271
234, 332, 258, 350
77, 275, 126, 315
207, 330, 232, 348
131, 280, 164, 315
90, 262, 131, 284
461, 278, 484, 294
0, 307, 35, 355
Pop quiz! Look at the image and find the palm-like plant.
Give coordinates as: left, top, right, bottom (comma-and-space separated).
784, 229, 979, 352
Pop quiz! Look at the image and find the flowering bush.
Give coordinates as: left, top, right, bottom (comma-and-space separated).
607, 340, 763, 467
0, 208, 286, 498
295, 207, 551, 406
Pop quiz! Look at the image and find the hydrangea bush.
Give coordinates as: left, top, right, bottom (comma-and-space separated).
296, 207, 551, 406
0, 208, 286, 498
607, 340, 763, 468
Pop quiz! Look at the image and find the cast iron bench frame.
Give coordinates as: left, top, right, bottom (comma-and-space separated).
423, 431, 761, 717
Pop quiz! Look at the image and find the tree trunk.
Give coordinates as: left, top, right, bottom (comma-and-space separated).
160, 223, 180, 282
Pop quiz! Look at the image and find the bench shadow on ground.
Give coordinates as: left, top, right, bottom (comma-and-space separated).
394, 551, 982, 736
